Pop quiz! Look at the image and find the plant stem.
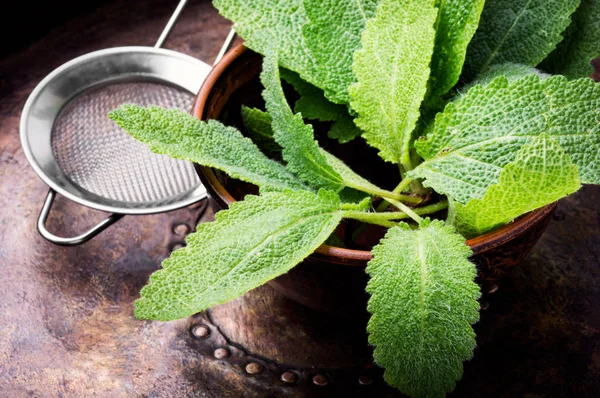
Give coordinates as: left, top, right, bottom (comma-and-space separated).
344, 181, 422, 205
394, 177, 413, 194
375, 179, 411, 212
345, 201, 449, 234
387, 199, 424, 224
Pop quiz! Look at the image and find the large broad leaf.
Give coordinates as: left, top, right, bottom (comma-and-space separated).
261, 52, 344, 192
541, 0, 600, 79
428, 0, 485, 98
108, 105, 306, 192
367, 219, 480, 398
214, 0, 377, 105
349, 0, 438, 166
280, 68, 362, 143
463, 0, 580, 79
448, 135, 581, 238
302, 0, 379, 104
410, 75, 600, 204
135, 189, 343, 321
213, 0, 317, 88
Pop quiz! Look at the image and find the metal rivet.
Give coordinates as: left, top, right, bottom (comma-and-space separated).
192, 325, 210, 338
481, 300, 490, 311
487, 284, 499, 294
553, 212, 565, 221
280, 372, 297, 384
214, 347, 230, 359
312, 374, 328, 386
245, 362, 263, 375
171, 242, 185, 251
358, 375, 373, 386
173, 223, 191, 236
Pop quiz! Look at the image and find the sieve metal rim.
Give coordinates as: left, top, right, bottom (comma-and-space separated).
20, 46, 210, 215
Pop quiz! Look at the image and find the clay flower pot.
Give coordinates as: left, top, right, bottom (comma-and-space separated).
192, 45, 556, 318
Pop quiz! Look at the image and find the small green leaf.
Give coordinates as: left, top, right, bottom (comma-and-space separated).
240, 106, 281, 157
135, 189, 344, 321
280, 68, 362, 143
326, 116, 363, 144
463, 0, 580, 79
108, 105, 306, 192
302, 0, 379, 104
367, 219, 480, 398
428, 0, 485, 97
261, 52, 345, 192
410, 75, 600, 204
449, 135, 581, 238
349, 0, 438, 165
541, 0, 600, 79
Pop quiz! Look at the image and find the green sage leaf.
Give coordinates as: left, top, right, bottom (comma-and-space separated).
428, 0, 485, 98
349, 0, 438, 165
240, 106, 281, 157
261, 52, 345, 192
410, 75, 600, 204
448, 135, 581, 238
541, 0, 600, 79
135, 189, 343, 321
367, 219, 480, 398
463, 0, 580, 79
302, 0, 379, 103
281, 68, 362, 143
108, 105, 306, 192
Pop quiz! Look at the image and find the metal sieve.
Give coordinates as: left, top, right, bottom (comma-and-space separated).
20, 0, 235, 245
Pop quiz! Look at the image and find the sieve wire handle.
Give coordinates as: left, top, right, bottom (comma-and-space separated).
37, 189, 124, 246
154, 0, 237, 63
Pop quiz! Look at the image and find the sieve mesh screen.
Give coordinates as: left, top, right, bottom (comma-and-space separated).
51, 81, 199, 204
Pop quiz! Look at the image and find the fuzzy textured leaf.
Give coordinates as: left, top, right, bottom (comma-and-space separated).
463, 0, 580, 79
240, 106, 281, 156
428, 0, 485, 97
449, 135, 581, 238
261, 53, 344, 192
135, 189, 343, 321
462, 63, 549, 91
367, 219, 480, 398
542, 0, 600, 79
213, 0, 317, 87
410, 75, 600, 204
108, 105, 306, 192
302, 0, 379, 103
349, 0, 438, 165
281, 69, 362, 143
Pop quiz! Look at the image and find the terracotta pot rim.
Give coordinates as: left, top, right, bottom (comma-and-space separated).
192, 44, 557, 266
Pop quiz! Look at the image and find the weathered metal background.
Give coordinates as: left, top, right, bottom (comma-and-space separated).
0, 1, 598, 397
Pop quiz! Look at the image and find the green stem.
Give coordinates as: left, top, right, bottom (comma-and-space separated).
376, 178, 412, 213
387, 199, 424, 224
393, 177, 414, 194
345, 201, 449, 232
344, 181, 422, 205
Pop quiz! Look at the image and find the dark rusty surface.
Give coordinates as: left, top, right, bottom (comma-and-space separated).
0, 1, 599, 397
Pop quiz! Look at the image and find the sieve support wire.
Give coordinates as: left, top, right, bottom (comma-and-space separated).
37, 190, 124, 246
155, 0, 189, 48
155, 0, 237, 60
